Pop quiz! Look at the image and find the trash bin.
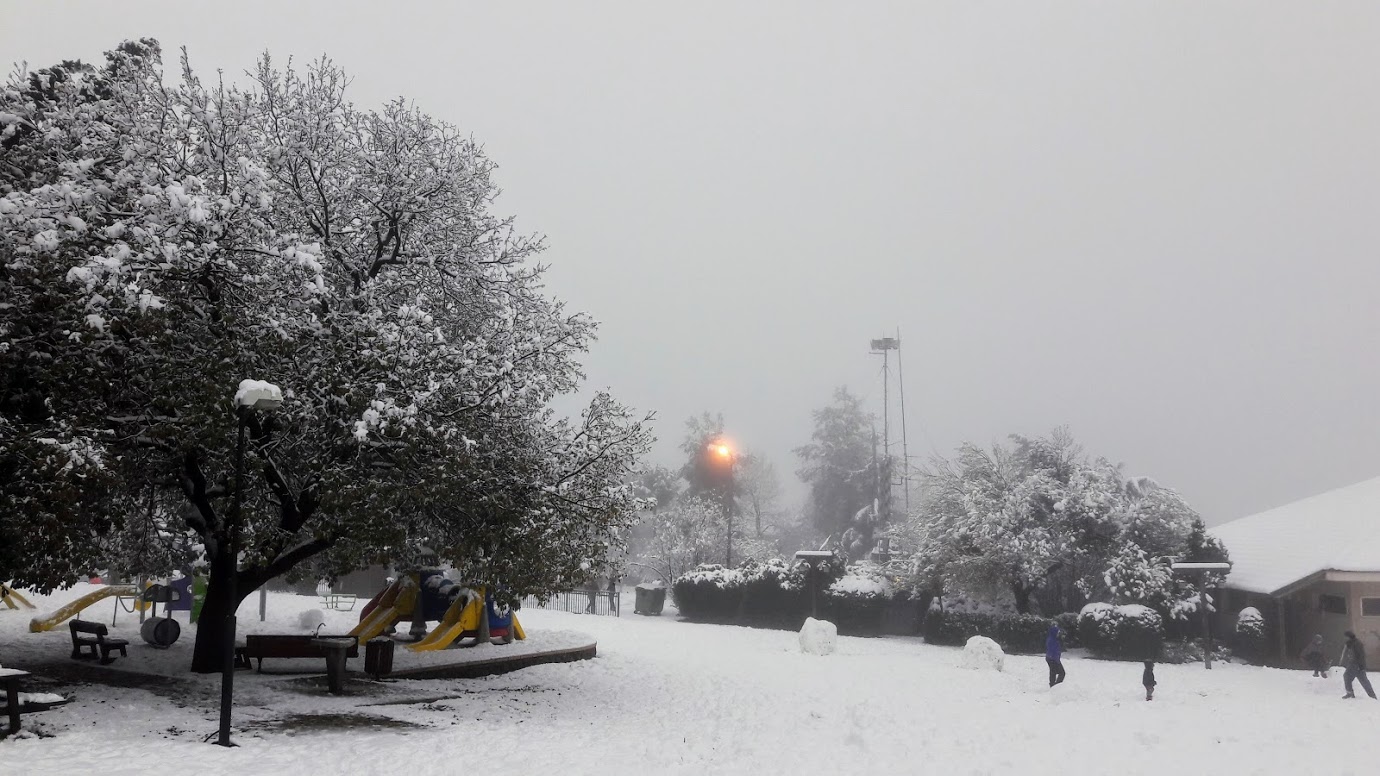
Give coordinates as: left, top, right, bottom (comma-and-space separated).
634, 584, 666, 616
364, 637, 395, 678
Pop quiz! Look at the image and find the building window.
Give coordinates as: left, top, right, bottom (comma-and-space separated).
1362, 598, 1380, 617
1320, 594, 1348, 615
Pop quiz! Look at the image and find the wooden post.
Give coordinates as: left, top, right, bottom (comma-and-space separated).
258, 588, 266, 622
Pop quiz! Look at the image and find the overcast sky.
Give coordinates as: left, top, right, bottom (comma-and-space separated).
6, 1, 1380, 524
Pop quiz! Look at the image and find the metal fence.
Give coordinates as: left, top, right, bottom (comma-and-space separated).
520, 590, 621, 617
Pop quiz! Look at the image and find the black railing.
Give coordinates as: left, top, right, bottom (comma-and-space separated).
520, 590, 621, 617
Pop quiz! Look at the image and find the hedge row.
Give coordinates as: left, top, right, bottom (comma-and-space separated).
672, 559, 918, 636
922, 610, 1053, 654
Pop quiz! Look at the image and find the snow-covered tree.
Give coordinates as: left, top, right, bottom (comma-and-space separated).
795, 387, 888, 558
909, 429, 1226, 617
0, 42, 651, 672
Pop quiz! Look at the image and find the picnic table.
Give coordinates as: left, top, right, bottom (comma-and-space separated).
1, 668, 30, 736
319, 592, 357, 611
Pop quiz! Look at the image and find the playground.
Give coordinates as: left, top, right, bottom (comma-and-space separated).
3, 581, 1379, 775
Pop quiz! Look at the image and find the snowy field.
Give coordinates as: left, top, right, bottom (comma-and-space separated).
2, 585, 1378, 775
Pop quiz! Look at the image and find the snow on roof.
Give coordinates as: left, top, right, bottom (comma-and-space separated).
1210, 475, 1380, 595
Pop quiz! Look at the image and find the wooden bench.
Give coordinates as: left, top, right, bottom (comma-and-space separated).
236, 634, 359, 672
69, 619, 129, 664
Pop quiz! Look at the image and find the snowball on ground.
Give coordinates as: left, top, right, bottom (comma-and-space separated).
234, 379, 282, 408
961, 635, 1004, 671
297, 609, 326, 630
799, 617, 838, 655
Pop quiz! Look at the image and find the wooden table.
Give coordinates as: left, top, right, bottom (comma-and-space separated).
1, 668, 30, 736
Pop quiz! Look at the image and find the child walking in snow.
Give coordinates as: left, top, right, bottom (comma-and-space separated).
1142, 661, 1156, 701
1300, 634, 1328, 678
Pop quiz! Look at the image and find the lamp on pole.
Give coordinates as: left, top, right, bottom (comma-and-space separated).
708, 440, 737, 567
218, 379, 283, 747
1171, 561, 1232, 670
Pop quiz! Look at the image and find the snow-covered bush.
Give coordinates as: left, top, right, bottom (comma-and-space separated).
738, 558, 808, 624
923, 609, 1052, 654
671, 564, 746, 619
799, 617, 838, 655
1053, 613, 1083, 649
672, 557, 907, 635
1233, 607, 1267, 664
822, 564, 893, 633
1078, 603, 1163, 660
960, 636, 1005, 671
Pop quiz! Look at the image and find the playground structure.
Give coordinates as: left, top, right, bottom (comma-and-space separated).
2, 583, 35, 611
349, 570, 525, 651
29, 586, 137, 632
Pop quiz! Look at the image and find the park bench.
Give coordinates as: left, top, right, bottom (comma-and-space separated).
69, 620, 129, 665
236, 634, 359, 672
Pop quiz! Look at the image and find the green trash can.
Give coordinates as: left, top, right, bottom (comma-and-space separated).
634, 583, 666, 616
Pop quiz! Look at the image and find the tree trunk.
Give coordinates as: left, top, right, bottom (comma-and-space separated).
189, 548, 250, 673
1012, 584, 1032, 615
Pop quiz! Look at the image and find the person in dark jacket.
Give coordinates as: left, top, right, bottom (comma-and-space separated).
1045, 624, 1066, 686
1341, 631, 1377, 699
1299, 634, 1328, 678
1142, 661, 1156, 701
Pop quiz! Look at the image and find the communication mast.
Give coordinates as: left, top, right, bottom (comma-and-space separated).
869, 330, 911, 521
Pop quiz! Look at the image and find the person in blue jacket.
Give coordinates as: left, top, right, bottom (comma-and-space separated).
1046, 624, 1066, 686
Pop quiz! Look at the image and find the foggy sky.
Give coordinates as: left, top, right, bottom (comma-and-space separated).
5, 1, 1380, 524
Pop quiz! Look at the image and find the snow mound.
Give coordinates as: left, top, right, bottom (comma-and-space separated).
799, 617, 838, 655
298, 609, 326, 630
960, 636, 1004, 671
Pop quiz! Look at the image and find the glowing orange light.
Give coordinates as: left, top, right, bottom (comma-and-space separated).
709, 442, 733, 459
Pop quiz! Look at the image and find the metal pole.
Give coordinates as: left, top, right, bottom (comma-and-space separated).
895, 328, 910, 516
724, 458, 733, 567
1201, 585, 1212, 670
258, 587, 266, 622
217, 410, 245, 747
881, 346, 890, 523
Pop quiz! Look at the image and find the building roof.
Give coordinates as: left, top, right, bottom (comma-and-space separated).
1210, 476, 1380, 596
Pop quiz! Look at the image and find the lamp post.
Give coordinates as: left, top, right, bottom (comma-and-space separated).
794, 550, 834, 618
708, 441, 737, 566
218, 380, 283, 747
1171, 561, 1232, 670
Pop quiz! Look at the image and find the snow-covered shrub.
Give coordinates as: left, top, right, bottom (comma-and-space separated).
822, 564, 893, 634
1078, 603, 1163, 660
673, 557, 903, 634
923, 610, 1052, 654
1233, 607, 1267, 664
738, 559, 808, 624
960, 635, 1005, 671
671, 564, 746, 620
799, 617, 838, 655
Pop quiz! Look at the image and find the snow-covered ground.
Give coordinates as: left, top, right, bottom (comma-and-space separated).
2, 584, 1377, 775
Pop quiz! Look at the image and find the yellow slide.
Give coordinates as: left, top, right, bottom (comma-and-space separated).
348, 578, 419, 644
2, 583, 35, 610
408, 588, 484, 652
29, 585, 135, 632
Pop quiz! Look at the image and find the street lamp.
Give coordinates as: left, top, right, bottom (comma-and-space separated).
708, 440, 737, 566
1171, 561, 1232, 670
218, 379, 283, 747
